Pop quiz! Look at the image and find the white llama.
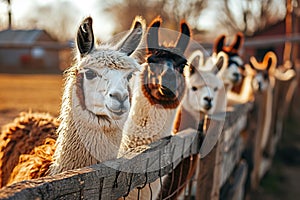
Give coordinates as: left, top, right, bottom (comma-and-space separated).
117, 17, 191, 200
48, 16, 146, 175
173, 49, 227, 133
2, 16, 146, 185
159, 50, 227, 199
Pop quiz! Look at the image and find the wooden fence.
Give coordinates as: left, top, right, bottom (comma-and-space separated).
0, 101, 249, 200
0, 67, 298, 199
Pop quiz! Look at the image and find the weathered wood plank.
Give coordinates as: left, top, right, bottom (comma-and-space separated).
0, 129, 200, 200
220, 160, 248, 200
196, 142, 218, 200
220, 114, 247, 187
195, 103, 249, 200
251, 93, 267, 189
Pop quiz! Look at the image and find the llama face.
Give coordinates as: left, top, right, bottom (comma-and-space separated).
141, 17, 190, 109
144, 50, 187, 101
79, 65, 134, 120
184, 67, 222, 115
226, 55, 243, 84
248, 51, 277, 93
73, 16, 143, 122
251, 71, 269, 92
214, 33, 244, 86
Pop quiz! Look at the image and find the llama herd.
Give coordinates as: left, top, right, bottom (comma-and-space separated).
0, 15, 296, 199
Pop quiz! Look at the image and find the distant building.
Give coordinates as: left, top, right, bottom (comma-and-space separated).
244, 20, 286, 65
244, 16, 300, 66
0, 29, 62, 73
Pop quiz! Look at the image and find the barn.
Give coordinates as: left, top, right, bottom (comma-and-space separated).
0, 29, 61, 73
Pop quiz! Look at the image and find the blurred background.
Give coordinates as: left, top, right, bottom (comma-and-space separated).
0, 0, 299, 199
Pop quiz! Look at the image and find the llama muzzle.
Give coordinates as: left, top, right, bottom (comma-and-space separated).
160, 69, 178, 96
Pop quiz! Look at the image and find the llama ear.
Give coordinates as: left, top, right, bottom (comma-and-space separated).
188, 50, 204, 69
266, 57, 273, 71
214, 51, 228, 74
191, 58, 199, 72
147, 16, 162, 52
185, 63, 196, 76
249, 57, 257, 70
76, 17, 94, 57
175, 21, 191, 53
214, 35, 226, 53
245, 63, 256, 76
230, 32, 244, 52
264, 51, 277, 72
117, 16, 145, 56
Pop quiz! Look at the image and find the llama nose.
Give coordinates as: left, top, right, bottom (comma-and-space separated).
203, 96, 213, 110
109, 91, 128, 103
233, 72, 240, 80
162, 69, 177, 93
258, 82, 262, 91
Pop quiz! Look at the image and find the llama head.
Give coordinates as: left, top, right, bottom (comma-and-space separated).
185, 51, 223, 115
273, 60, 296, 81
247, 51, 277, 92
141, 17, 190, 109
213, 32, 244, 85
72, 16, 144, 124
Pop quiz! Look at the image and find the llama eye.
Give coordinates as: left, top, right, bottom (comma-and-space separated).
147, 56, 156, 63
127, 72, 133, 81
178, 64, 186, 74
214, 87, 218, 92
85, 69, 97, 80
191, 86, 197, 91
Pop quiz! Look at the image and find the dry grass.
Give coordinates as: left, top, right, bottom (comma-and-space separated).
0, 74, 63, 127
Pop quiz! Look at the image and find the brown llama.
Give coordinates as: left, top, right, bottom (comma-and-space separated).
160, 49, 227, 199
118, 16, 191, 200
211, 32, 244, 92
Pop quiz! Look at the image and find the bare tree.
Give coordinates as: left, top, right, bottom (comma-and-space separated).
105, 0, 206, 32
221, 0, 286, 35
105, 0, 285, 40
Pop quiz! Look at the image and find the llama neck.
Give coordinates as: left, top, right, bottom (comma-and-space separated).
227, 75, 254, 104
173, 106, 205, 134
238, 75, 255, 102
224, 82, 233, 92
122, 87, 177, 142
260, 86, 273, 149
49, 78, 124, 175
49, 116, 121, 175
